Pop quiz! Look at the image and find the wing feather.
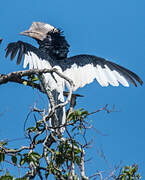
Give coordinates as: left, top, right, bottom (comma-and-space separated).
96, 64, 109, 87
10, 46, 19, 60
28, 52, 34, 69
5, 41, 48, 67
5, 43, 17, 58
16, 43, 24, 65
58, 54, 142, 91
79, 66, 87, 87
23, 53, 30, 68
5, 41, 142, 91
30, 52, 37, 69
103, 65, 119, 86
106, 63, 129, 87
107, 61, 137, 87
110, 61, 143, 85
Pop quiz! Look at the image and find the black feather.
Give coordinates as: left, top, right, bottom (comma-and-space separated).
109, 61, 143, 86
106, 61, 137, 87
17, 43, 24, 65
10, 45, 19, 60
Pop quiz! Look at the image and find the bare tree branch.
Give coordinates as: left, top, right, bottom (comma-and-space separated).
0, 146, 30, 154
0, 68, 72, 85
0, 68, 74, 109
80, 149, 88, 180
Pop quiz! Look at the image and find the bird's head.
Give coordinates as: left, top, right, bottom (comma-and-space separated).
20, 22, 70, 60
20, 22, 59, 41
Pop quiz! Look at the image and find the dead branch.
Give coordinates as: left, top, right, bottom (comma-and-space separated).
0, 68, 71, 85
0, 146, 30, 154
0, 68, 74, 109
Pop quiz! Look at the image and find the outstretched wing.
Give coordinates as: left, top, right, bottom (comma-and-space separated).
58, 54, 143, 91
5, 41, 63, 91
5, 41, 49, 69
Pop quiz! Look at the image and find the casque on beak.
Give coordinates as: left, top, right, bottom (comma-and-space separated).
19, 22, 59, 41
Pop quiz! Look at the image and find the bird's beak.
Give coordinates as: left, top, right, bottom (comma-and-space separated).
20, 30, 44, 41
20, 30, 37, 38
20, 30, 30, 36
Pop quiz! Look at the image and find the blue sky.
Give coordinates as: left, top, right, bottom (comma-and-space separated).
0, 0, 145, 178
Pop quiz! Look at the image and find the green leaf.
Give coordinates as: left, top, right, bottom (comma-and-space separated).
36, 121, 43, 128
81, 110, 88, 117
73, 175, 79, 180
45, 172, 49, 179
0, 141, 8, 146
23, 81, 27, 86
78, 125, 82, 132
0, 171, 13, 180
26, 126, 37, 132
67, 112, 74, 119
31, 77, 39, 81
136, 174, 141, 179
55, 151, 60, 155
74, 148, 81, 154
75, 109, 82, 116
30, 152, 41, 160
11, 155, 17, 165
0, 152, 5, 162
28, 75, 39, 82
20, 158, 25, 166
75, 156, 80, 166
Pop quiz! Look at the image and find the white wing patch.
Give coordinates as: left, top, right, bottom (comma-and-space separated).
111, 69, 129, 87
23, 52, 31, 68
23, 51, 49, 70
96, 64, 109, 87
103, 65, 119, 86
23, 52, 131, 91
64, 63, 99, 91
63, 62, 130, 91
23, 51, 65, 92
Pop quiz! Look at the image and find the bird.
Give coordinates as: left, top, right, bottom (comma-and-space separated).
5, 22, 143, 134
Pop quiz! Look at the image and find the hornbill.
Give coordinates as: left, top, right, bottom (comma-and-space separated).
5, 22, 143, 133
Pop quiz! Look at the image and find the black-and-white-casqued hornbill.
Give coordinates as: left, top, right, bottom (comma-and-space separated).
5, 22, 143, 133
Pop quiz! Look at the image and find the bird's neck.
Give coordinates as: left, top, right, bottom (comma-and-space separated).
38, 39, 52, 55
37, 32, 70, 60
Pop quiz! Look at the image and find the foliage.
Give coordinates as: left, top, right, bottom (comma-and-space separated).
117, 164, 141, 180
0, 107, 141, 179
0, 68, 141, 179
